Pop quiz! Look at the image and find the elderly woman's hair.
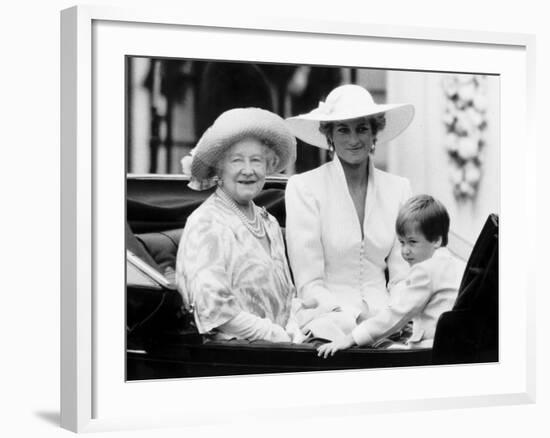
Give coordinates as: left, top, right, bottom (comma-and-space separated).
261, 140, 280, 174
395, 195, 450, 246
215, 138, 280, 175
319, 114, 387, 148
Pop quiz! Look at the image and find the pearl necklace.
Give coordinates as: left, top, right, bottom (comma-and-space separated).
216, 188, 266, 239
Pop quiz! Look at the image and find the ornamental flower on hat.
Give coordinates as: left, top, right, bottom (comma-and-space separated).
442, 74, 488, 200
316, 100, 335, 116
180, 147, 195, 175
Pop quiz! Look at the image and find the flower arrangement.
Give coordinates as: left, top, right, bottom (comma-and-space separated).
442, 74, 488, 200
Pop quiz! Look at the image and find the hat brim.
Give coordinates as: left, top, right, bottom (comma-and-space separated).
191, 108, 297, 181
286, 103, 415, 149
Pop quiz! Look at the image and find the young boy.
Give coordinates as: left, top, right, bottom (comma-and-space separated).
317, 195, 465, 357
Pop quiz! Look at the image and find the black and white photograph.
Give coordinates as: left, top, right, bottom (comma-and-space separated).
125, 57, 499, 380
2, 0, 542, 436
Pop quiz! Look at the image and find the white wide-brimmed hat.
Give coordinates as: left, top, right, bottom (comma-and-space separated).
285, 84, 415, 149
188, 107, 296, 190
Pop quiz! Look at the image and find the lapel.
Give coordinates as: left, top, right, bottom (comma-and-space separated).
330, 156, 377, 240
330, 157, 362, 241
363, 158, 377, 232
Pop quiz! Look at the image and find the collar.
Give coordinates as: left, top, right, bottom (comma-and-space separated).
331, 155, 377, 229
331, 154, 376, 188
432, 247, 452, 260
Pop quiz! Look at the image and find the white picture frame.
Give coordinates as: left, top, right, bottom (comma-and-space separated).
60, 5, 536, 433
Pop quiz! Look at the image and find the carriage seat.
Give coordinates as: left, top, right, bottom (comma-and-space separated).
134, 228, 183, 282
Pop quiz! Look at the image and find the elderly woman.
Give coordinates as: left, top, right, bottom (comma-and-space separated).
176, 107, 299, 342
284, 84, 415, 341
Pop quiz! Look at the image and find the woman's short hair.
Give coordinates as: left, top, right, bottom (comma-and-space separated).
318, 114, 387, 148
261, 140, 280, 174
395, 195, 450, 246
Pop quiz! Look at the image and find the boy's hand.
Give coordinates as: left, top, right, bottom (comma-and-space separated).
317, 334, 356, 358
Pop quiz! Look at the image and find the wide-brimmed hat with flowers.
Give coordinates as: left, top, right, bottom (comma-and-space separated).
184, 107, 296, 190
285, 84, 415, 149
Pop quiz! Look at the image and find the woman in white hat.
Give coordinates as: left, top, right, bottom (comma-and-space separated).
176, 107, 301, 342
284, 84, 415, 342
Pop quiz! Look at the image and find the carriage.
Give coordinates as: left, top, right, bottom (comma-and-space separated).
126, 174, 498, 380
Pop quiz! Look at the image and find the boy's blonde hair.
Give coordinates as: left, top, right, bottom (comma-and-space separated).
396, 195, 450, 246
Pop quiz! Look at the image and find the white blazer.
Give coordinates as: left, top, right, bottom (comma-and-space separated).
351, 247, 465, 348
285, 156, 412, 318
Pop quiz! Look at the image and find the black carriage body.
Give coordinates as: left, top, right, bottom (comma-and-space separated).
126, 175, 498, 380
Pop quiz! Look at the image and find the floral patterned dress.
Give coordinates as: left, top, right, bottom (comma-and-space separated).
176, 190, 295, 337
